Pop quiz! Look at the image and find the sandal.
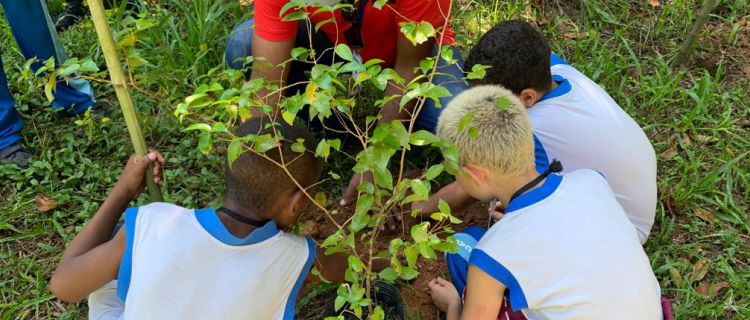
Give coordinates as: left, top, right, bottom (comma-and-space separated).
0, 141, 31, 169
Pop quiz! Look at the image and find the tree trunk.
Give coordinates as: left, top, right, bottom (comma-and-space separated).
672, 0, 718, 67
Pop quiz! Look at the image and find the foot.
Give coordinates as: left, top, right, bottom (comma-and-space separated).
54, 3, 87, 32
0, 141, 31, 169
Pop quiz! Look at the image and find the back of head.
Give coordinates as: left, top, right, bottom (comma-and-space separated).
465, 20, 552, 95
225, 118, 323, 215
436, 85, 534, 178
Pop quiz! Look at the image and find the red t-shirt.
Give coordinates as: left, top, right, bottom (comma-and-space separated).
254, 0, 456, 67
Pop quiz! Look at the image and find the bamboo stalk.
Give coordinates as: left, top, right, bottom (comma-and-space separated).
672, 0, 718, 67
87, 0, 164, 202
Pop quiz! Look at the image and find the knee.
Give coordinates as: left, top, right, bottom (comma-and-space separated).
225, 19, 255, 70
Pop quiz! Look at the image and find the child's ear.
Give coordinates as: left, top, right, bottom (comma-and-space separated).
286, 189, 310, 216
519, 88, 540, 107
460, 165, 486, 187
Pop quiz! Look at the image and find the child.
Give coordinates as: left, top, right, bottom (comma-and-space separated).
427, 85, 664, 319
414, 20, 657, 243
50, 118, 385, 319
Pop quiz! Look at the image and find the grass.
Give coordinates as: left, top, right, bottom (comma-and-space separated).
1, 0, 749, 319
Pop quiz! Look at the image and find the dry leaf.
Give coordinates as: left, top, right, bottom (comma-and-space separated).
537, 18, 548, 26
736, 119, 749, 128
314, 191, 327, 208
690, 260, 709, 281
695, 281, 729, 297
661, 148, 677, 159
35, 193, 58, 212
299, 220, 320, 237
695, 134, 719, 143
648, 0, 660, 7
663, 193, 679, 216
563, 32, 590, 40
694, 209, 718, 223
680, 136, 693, 148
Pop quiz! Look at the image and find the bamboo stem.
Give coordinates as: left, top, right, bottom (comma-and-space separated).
87, 0, 164, 202
672, 0, 718, 67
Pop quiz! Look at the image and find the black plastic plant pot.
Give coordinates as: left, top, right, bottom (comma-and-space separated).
322, 281, 406, 320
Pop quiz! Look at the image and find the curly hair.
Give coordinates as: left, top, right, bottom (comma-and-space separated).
465, 20, 553, 95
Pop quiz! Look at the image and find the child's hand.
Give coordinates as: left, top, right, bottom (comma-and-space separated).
428, 277, 461, 312
115, 149, 165, 202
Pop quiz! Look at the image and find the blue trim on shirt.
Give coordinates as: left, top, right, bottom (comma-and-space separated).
470, 249, 528, 311
195, 209, 280, 246
284, 237, 317, 319
116, 207, 139, 302
532, 134, 550, 173
550, 53, 568, 67
506, 174, 563, 214
539, 75, 571, 102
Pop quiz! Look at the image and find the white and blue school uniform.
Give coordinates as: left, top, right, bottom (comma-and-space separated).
467, 170, 662, 319
88, 202, 315, 320
529, 54, 657, 244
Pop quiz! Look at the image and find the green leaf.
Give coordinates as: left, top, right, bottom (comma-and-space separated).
419, 241, 437, 259
458, 110, 478, 132
315, 139, 331, 159
80, 60, 99, 72
495, 97, 510, 110
373, 166, 393, 190
58, 63, 80, 77
198, 132, 212, 155
410, 179, 430, 198
438, 199, 451, 215
322, 230, 344, 247
378, 268, 399, 281
466, 64, 491, 80
400, 266, 419, 280
211, 122, 228, 133
372, 306, 385, 320
404, 246, 418, 267
281, 110, 296, 125
253, 134, 277, 153
227, 138, 245, 169
468, 126, 479, 138
291, 47, 310, 60
411, 224, 429, 243
334, 295, 346, 311
409, 130, 438, 146
183, 123, 212, 132
335, 44, 354, 62
339, 61, 366, 73
425, 164, 444, 180
348, 255, 364, 273
292, 138, 306, 153
281, 11, 308, 21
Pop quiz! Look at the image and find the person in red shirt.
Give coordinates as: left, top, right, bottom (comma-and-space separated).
225, 0, 468, 221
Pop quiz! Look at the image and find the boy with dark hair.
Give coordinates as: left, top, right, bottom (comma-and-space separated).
50, 118, 383, 320
427, 85, 664, 319
415, 20, 658, 244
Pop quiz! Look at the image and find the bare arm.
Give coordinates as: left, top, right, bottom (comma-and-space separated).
413, 181, 478, 218
308, 247, 390, 283
50, 151, 164, 302
249, 33, 295, 114
454, 265, 505, 320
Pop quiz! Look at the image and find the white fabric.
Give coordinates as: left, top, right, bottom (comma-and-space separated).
474, 170, 662, 320
88, 280, 124, 320
122, 203, 311, 320
528, 63, 657, 243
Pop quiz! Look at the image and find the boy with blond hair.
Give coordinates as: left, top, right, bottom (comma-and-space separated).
427, 86, 664, 319
414, 20, 657, 244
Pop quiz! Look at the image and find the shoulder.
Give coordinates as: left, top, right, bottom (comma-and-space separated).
132, 202, 192, 217
564, 169, 608, 184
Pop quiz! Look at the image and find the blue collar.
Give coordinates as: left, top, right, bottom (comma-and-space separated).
505, 174, 563, 213
538, 75, 571, 102
195, 209, 280, 246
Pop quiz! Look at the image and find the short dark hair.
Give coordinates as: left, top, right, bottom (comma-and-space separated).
465, 20, 552, 95
225, 118, 323, 215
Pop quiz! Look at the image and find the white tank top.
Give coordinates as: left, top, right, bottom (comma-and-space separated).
119, 203, 314, 320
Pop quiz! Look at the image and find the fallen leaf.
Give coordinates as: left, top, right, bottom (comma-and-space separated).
563, 32, 590, 40
648, 0, 660, 7
537, 18, 547, 26
663, 193, 679, 216
690, 260, 709, 281
694, 209, 718, 223
680, 136, 693, 148
35, 193, 58, 212
314, 191, 327, 208
299, 220, 320, 237
669, 267, 684, 287
661, 148, 677, 159
695, 281, 729, 297
736, 119, 749, 128
695, 134, 719, 143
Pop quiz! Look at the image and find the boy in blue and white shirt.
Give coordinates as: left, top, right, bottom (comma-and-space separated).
415, 20, 657, 244
427, 85, 663, 319
50, 119, 386, 320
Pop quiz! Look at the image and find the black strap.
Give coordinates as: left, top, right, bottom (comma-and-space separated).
217, 207, 268, 228
508, 159, 564, 205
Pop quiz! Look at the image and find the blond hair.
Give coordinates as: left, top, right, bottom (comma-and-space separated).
436, 85, 535, 178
